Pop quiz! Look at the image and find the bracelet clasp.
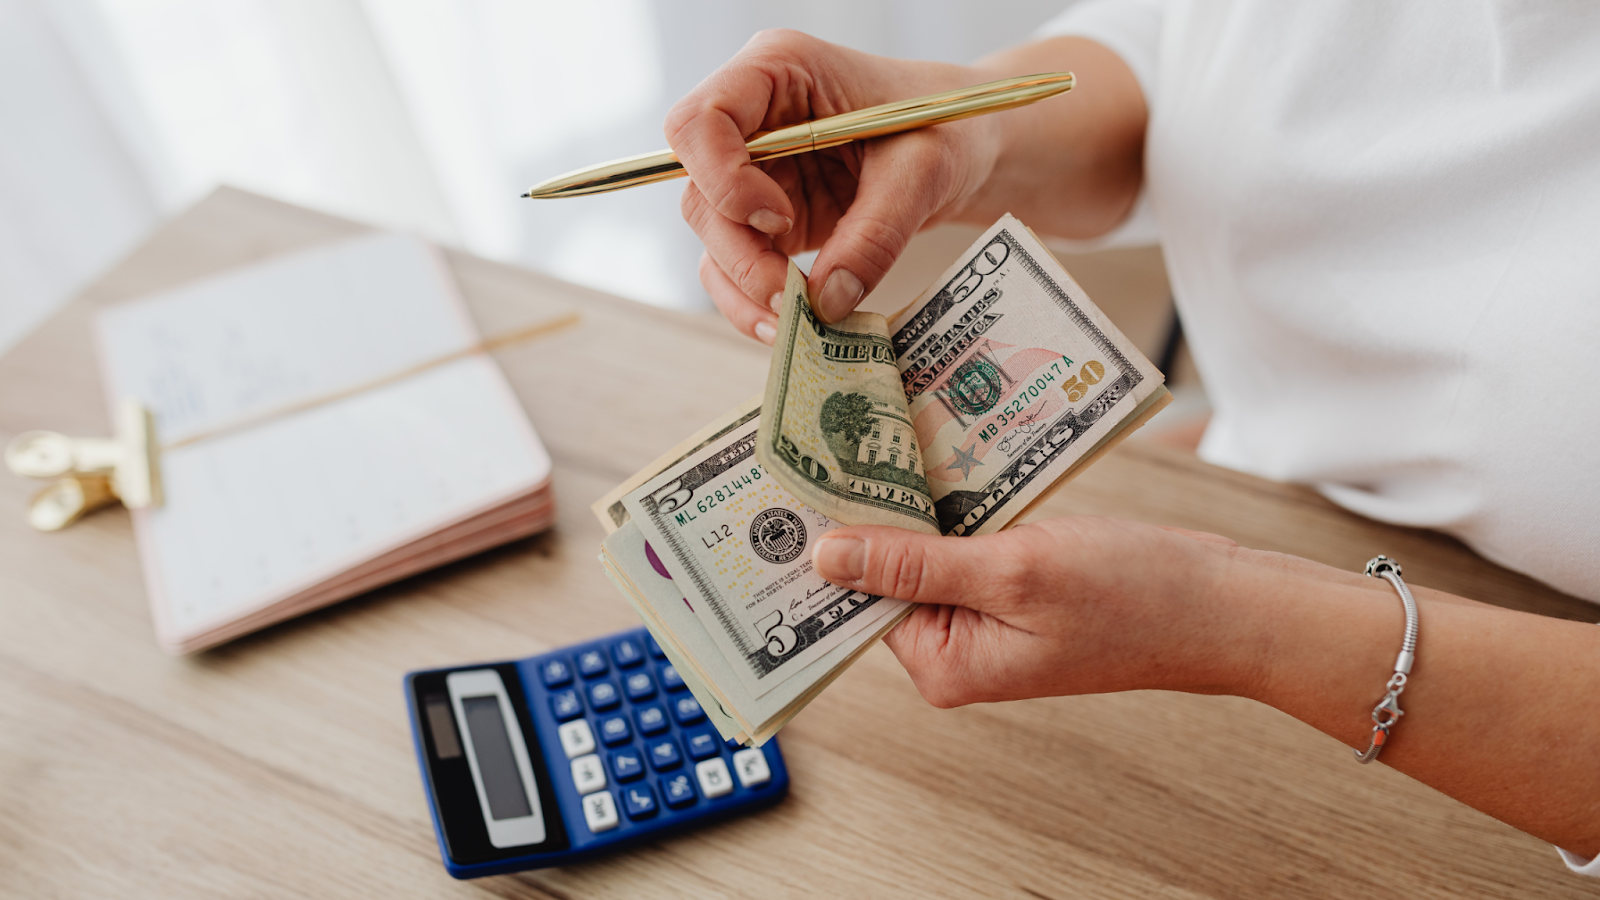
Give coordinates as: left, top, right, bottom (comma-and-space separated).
1354, 558, 1418, 765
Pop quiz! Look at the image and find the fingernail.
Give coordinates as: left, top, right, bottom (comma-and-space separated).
754, 319, 777, 345
768, 291, 784, 314
747, 208, 792, 236
814, 536, 865, 582
817, 268, 864, 322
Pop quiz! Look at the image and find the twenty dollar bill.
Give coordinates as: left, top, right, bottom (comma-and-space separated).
758, 264, 940, 534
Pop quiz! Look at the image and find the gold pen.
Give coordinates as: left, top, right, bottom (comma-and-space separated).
522, 72, 1074, 199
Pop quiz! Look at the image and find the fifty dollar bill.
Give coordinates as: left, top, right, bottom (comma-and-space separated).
759, 214, 1170, 536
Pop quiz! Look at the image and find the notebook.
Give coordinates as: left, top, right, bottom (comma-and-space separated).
94, 233, 556, 653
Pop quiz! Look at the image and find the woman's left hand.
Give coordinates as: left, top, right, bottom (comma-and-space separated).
811, 509, 1600, 861
811, 517, 1275, 706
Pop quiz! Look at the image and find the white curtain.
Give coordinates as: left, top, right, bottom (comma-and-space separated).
0, 0, 1074, 354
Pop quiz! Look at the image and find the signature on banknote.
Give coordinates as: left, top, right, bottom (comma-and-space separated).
995, 408, 1046, 456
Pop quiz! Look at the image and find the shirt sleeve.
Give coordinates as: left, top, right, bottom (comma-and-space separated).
1558, 847, 1600, 877
1043, 3, 1599, 879
1032, 0, 1169, 248
1036, 0, 1167, 111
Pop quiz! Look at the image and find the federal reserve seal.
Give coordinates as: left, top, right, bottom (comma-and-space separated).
945, 356, 1005, 416
748, 508, 807, 565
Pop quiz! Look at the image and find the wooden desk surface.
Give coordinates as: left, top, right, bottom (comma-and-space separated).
2, 188, 1594, 899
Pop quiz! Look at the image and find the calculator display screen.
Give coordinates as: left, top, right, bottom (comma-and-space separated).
461, 695, 533, 820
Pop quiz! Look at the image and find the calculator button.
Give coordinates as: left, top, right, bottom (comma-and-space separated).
647, 737, 682, 771
659, 663, 686, 691
609, 748, 645, 782
732, 748, 772, 787
582, 790, 619, 833
598, 714, 632, 746
577, 649, 609, 678
588, 680, 621, 711
646, 635, 667, 660
634, 703, 669, 736
611, 638, 645, 668
695, 758, 733, 799
549, 690, 583, 722
540, 658, 572, 688
661, 773, 697, 808
570, 754, 607, 795
558, 719, 596, 759
622, 783, 658, 820
623, 671, 656, 701
672, 695, 705, 726
683, 730, 720, 761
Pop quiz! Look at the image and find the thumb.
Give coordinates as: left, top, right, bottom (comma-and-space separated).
812, 525, 998, 607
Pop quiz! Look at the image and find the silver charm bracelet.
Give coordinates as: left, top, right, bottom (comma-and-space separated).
1355, 556, 1418, 763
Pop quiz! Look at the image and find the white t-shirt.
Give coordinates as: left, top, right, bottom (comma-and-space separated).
1043, 0, 1600, 877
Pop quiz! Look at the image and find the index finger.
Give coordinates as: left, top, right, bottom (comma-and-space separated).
664, 46, 797, 235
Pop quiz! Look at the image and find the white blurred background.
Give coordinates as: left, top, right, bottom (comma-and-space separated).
0, 0, 1077, 355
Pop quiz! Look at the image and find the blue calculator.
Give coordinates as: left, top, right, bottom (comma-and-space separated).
405, 627, 790, 878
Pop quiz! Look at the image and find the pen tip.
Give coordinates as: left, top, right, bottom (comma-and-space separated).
520, 192, 531, 198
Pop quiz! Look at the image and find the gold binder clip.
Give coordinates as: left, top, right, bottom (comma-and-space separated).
4, 399, 163, 531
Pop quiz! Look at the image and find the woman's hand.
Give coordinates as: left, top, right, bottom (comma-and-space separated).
665, 30, 1004, 341
666, 31, 1147, 342
811, 517, 1268, 705
812, 515, 1600, 857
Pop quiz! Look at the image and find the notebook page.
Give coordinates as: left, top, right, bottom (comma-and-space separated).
98, 233, 484, 443
95, 234, 552, 644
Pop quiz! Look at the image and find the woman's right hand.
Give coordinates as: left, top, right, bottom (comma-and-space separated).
664, 29, 1005, 341
664, 30, 1148, 343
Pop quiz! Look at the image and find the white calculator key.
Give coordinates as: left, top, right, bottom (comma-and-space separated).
731, 748, 771, 787
695, 757, 733, 799
558, 720, 595, 759
570, 754, 607, 795
581, 790, 619, 833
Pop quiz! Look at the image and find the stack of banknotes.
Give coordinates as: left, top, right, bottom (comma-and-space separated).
593, 215, 1171, 746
